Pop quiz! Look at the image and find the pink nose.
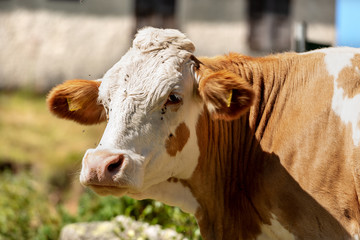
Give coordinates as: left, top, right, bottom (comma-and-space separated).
81, 150, 124, 186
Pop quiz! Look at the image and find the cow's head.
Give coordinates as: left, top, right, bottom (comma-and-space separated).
47, 27, 254, 199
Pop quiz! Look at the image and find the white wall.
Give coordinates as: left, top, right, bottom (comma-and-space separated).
0, 9, 133, 91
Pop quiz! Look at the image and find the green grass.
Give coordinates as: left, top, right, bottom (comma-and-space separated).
0, 90, 200, 240
0, 171, 60, 240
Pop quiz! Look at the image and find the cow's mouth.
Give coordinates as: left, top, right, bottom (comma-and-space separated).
88, 185, 128, 197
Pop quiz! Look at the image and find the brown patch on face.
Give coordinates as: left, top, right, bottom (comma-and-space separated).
337, 54, 360, 98
165, 122, 190, 156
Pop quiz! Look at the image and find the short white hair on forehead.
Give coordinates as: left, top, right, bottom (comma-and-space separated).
133, 27, 195, 54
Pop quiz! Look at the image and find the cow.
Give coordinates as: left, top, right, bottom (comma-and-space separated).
47, 27, 360, 239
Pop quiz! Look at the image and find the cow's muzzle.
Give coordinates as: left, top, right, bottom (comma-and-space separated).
80, 148, 144, 196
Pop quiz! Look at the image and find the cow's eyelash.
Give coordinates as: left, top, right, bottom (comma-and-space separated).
166, 93, 182, 105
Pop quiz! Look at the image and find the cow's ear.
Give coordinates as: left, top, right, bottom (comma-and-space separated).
46, 79, 106, 125
198, 69, 255, 121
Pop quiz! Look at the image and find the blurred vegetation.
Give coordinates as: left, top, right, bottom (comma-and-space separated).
0, 91, 200, 240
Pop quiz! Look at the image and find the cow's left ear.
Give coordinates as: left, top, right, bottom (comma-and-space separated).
46, 79, 106, 125
198, 69, 255, 120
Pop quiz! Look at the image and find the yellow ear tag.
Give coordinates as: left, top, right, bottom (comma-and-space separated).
226, 90, 233, 107
67, 98, 82, 112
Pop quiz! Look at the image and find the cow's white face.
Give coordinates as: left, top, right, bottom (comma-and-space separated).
84, 28, 203, 195
47, 28, 204, 199
47, 27, 254, 210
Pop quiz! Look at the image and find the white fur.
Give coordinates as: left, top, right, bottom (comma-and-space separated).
81, 28, 202, 210
257, 214, 295, 240
128, 181, 199, 215
319, 48, 360, 146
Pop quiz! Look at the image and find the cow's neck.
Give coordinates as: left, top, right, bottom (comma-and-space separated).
199, 53, 294, 139
184, 54, 294, 239
183, 109, 267, 239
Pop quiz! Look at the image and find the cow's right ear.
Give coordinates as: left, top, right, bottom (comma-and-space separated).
46, 79, 106, 125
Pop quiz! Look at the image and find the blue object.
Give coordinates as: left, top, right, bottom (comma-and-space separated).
336, 0, 360, 47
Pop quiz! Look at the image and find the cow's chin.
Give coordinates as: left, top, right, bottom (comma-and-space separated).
89, 185, 128, 197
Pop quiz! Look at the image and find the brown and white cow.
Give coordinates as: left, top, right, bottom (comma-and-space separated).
47, 27, 360, 239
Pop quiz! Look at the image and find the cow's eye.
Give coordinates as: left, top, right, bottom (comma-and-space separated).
166, 93, 182, 105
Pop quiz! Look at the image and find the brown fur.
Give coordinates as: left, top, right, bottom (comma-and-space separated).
46, 79, 106, 125
198, 69, 255, 120
165, 122, 190, 156
188, 109, 267, 240
337, 54, 360, 98
180, 52, 360, 239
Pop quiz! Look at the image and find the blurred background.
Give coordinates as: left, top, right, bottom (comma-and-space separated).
0, 0, 359, 239
1, 0, 347, 92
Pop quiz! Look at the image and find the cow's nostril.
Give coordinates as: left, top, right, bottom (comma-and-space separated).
107, 155, 123, 172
